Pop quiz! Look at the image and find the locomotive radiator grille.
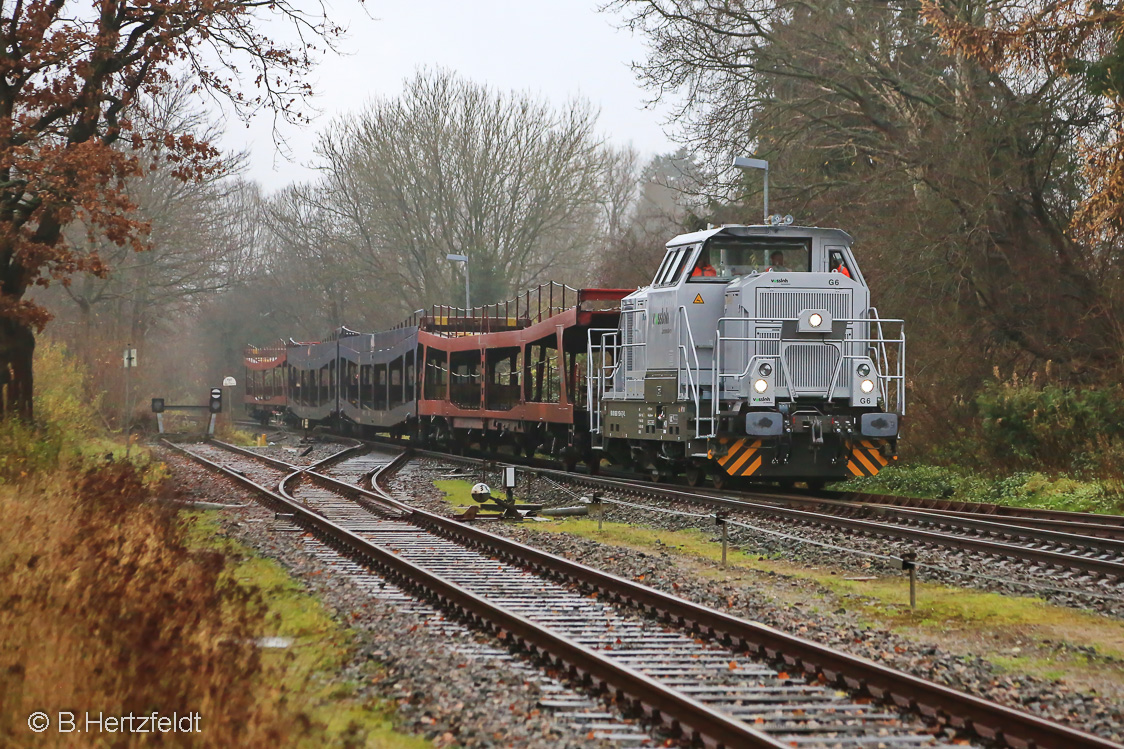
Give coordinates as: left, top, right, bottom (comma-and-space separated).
784, 343, 840, 392
757, 289, 851, 320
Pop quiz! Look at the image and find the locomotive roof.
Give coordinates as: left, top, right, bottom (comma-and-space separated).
666, 224, 854, 248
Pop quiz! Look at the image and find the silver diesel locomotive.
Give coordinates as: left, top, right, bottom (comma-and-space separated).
587, 221, 904, 488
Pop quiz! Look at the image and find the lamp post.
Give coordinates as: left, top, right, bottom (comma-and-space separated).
446, 253, 470, 311
732, 156, 769, 223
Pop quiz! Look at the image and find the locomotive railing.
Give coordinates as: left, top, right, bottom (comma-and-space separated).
711, 310, 904, 437
587, 328, 619, 445
676, 306, 713, 440
586, 326, 648, 444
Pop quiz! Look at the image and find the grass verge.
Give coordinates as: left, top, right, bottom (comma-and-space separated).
181, 510, 432, 749
0, 459, 429, 748
433, 478, 502, 508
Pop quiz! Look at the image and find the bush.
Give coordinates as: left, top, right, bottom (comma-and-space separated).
0, 420, 63, 481
843, 464, 963, 498
976, 380, 1124, 476
0, 340, 106, 483
840, 464, 1123, 514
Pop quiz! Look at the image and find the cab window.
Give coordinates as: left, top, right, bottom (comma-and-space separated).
653, 245, 695, 286
689, 237, 812, 281
652, 250, 676, 285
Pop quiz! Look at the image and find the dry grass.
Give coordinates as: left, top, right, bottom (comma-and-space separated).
0, 462, 307, 747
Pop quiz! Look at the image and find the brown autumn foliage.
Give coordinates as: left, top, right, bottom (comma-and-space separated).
0, 0, 346, 420
921, 0, 1124, 239
0, 461, 304, 746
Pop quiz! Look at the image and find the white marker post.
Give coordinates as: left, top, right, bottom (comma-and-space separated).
122, 346, 137, 456
222, 376, 237, 431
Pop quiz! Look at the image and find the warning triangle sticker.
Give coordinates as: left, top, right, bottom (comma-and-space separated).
693, 293, 704, 304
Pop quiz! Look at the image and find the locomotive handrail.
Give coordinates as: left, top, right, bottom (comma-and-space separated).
676, 305, 712, 438
716, 334, 903, 387
713, 314, 905, 414
585, 327, 620, 438
866, 307, 905, 415
591, 331, 646, 399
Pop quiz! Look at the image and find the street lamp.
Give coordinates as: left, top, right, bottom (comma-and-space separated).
732, 156, 769, 223
446, 253, 470, 311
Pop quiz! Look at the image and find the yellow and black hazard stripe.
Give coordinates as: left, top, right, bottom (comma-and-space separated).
847, 440, 895, 477
708, 437, 765, 477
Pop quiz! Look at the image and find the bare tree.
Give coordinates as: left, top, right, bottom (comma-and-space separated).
259, 183, 384, 332
312, 69, 616, 312
39, 84, 261, 344
595, 150, 704, 287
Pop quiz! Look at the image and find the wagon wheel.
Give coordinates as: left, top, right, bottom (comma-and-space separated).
685, 463, 705, 487
712, 469, 730, 490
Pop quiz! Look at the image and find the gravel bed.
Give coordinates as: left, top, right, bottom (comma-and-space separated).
157, 446, 661, 748
388, 459, 1124, 743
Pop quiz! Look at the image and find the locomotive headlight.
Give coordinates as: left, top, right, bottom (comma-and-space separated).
758, 362, 772, 377
860, 379, 875, 393
857, 363, 871, 377
809, 313, 823, 328
753, 379, 769, 393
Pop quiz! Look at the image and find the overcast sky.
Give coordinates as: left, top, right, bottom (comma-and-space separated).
224, 0, 680, 190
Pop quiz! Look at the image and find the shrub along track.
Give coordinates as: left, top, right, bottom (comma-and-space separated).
168, 438, 1121, 749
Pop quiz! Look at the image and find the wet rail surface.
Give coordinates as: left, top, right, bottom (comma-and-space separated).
551, 469, 1124, 584
304, 455, 950, 747
394, 445, 1124, 585
171, 439, 1123, 749
182, 442, 655, 744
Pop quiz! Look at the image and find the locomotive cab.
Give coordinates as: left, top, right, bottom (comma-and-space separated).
588, 223, 904, 486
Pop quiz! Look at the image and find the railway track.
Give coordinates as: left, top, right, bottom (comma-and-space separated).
394, 446, 1124, 586
170, 438, 1122, 749
246, 423, 1124, 538
179, 442, 654, 744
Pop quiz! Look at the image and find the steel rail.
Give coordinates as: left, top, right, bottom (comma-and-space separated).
532, 467, 1124, 579
341, 433, 1124, 535
168, 441, 792, 748
398, 447, 1124, 581
719, 488, 1124, 539
863, 506, 1124, 556
819, 487, 1124, 528
355, 449, 1120, 749
888, 508, 1124, 539
182, 439, 1124, 748
709, 489, 1124, 540
539, 464, 1124, 556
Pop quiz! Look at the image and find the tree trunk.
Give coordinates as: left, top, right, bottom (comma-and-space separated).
0, 315, 35, 421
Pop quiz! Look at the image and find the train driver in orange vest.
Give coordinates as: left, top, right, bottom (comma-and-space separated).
691, 248, 717, 277
830, 252, 852, 278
